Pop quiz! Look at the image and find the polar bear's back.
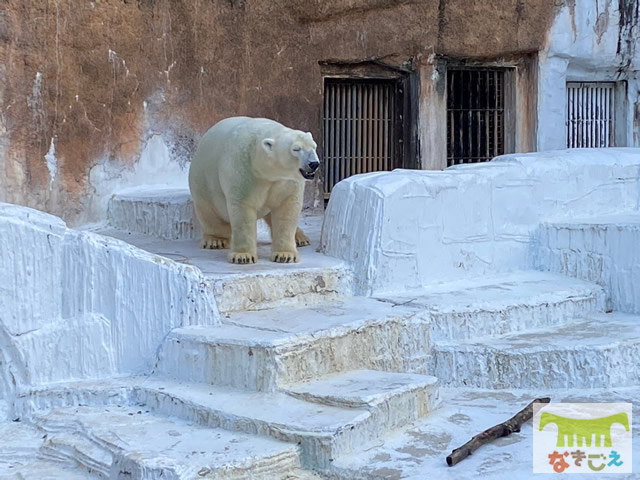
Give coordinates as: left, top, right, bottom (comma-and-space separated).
189, 116, 291, 220
191, 116, 288, 170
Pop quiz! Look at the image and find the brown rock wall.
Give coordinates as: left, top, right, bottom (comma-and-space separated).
0, 0, 557, 223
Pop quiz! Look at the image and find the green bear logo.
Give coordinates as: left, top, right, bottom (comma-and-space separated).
539, 412, 630, 447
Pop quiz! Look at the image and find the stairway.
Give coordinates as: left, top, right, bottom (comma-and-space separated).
6, 185, 640, 479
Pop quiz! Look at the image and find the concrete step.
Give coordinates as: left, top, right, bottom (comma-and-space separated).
376, 271, 605, 341
284, 370, 441, 433
155, 297, 430, 391
432, 312, 640, 389
0, 422, 101, 479
15, 374, 439, 472
31, 404, 304, 480
96, 211, 353, 313
534, 214, 640, 314
107, 186, 201, 241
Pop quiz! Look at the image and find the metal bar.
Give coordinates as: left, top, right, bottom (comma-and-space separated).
326, 83, 332, 192
334, 83, 340, 185
598, 85, 603, 147
603, 85, 608, 147
372, 84, 378, 172
367, 83, 372, 172
491, 72, 498, 157
567, 86, 571, 148
352, 84, 357, 175
344, 85, 353, 178
323, 82, 329, 191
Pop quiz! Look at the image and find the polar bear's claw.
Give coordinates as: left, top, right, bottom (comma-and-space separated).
295, 230, 311, 247
271, 251, 299, 263
230, 252, 257, 264
202, 236, 229, 249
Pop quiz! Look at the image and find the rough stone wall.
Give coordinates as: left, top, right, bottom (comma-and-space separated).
0, 0, 557, 225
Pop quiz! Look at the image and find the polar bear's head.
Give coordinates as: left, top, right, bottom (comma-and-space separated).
261, 130, 320, 181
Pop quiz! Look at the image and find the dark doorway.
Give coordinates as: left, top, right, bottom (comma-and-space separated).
323, 78, 406, 198
447, 68, 506, 167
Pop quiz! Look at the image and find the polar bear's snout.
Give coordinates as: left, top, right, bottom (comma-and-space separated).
299, 150, 320, 180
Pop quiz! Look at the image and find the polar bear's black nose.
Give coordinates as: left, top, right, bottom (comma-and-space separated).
309, 161, 320, 172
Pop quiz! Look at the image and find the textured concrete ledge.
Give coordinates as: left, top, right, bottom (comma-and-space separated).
534, 215, 640, 314
98, 211, 352, 313
432, 312, 640, 389
107, 186, 201, 241
32, 404, 304, 480
14, 373, 437, 472
376, 271, 605, 341
156, 297, 430, 391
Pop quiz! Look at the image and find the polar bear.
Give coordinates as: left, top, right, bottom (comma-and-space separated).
188, 116, 320, 264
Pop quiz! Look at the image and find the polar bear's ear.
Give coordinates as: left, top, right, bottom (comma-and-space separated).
262, 138, 275, 153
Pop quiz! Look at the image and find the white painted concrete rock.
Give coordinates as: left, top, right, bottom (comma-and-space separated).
0, 203, 219, 408
321, 149, 640, 296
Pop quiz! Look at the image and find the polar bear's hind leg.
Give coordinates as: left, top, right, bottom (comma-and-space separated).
193, 198, 231, 249
267, 197, 302, 263
228, 203, 258, 264
264, 213, 310, 248
294, 229, 311, 247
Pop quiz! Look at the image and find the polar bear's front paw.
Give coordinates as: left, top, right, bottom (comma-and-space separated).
295, 229, 311, 247
202, 235, 229, 249
271, 251, 299, 263
229, 252, 257, 264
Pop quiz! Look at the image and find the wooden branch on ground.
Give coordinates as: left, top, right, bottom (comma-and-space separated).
446, 396, 551, 467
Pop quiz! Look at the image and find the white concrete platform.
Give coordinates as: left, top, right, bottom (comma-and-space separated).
31, 404, 304, 479
432, 312, 640, 389
95, 214, 353, 313
535, 214, 640, 314
0, 422, 100, 479
329, 387, 640, 479
375, 271, 605, 341
14, 374, 439, 471
156, 297, 431, 390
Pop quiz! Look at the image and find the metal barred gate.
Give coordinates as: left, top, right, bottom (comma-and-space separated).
446, 68, 505, 167
566, 82, 615, 148
323, 79, 402, 197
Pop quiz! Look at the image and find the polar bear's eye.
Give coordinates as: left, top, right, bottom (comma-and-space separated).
292, 146, 301, 152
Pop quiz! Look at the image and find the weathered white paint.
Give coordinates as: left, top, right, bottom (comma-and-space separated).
538, 2, 640, 150
535, 215, 640, 313
44, 137, 57, 188
321, 149, 640, 296
0, 203, 219, 406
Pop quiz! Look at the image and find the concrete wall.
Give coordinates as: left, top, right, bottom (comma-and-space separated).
537, 1, 640, 150
0, 203, 218, 404
0, 0, 559, 226
535, 217, 640, 314
320, 149, 640, 296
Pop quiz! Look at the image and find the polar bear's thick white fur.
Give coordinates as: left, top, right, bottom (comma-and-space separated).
188, 116, 320, 264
